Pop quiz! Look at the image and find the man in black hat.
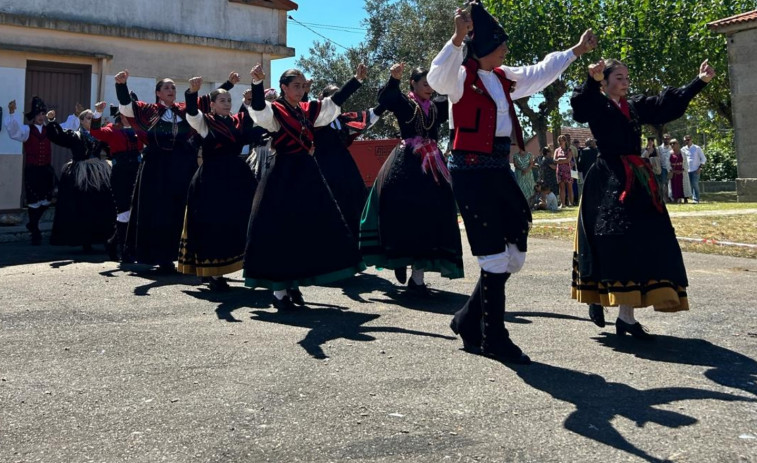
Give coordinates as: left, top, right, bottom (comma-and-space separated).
427, 1, 597, 364
4, 97, 55, 244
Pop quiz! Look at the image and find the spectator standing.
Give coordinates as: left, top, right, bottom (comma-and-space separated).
512, 149, 536, 199
669, 139, 686, 203
576, 138, 598, 197
553, 135, 574, 207
570, 137, 581, 201
641, 137, 662, 188
658, 133, 672, 202
682, 134, 706, 203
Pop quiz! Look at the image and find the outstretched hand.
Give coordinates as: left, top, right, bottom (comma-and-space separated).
46, 110, 56, 121
573, 29, 598, 57
250, 63, 265, 82
8, 100, 16, 114
228, 71, 240, 85
588, 60, 605, 82
188, 76, 203, 93
452, 4, 474, 47
390, 62, 405, 80
698, 59, 716, 83
115, 69, 129, 84
355, 63, 368, 81
95, 101, 107, 113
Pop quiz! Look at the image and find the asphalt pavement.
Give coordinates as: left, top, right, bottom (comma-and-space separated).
0, 237, 755, 463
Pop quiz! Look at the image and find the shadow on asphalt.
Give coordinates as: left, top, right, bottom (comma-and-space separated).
594, 333, 757, 397
322, 272, 470, 315
505, 360, 755, 463
100, 265, 201, 296
505, 311, 590, 324
250, 307, 456, 360
0, 242, 111, 268
182, 282, 272, 322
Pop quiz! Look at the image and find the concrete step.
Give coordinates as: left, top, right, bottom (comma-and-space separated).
0, 208, 55, 243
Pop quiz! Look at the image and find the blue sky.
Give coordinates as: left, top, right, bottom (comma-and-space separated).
271, 1, 369, 80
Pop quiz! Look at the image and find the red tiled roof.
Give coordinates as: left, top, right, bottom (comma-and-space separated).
560, 127, 595, 146
708, 10, 757, 30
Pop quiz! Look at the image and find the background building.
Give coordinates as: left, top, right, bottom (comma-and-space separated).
709, 10, 757, 202
0, 0, 297, 210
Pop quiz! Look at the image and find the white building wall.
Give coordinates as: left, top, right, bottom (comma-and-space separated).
0, 0, 282, 45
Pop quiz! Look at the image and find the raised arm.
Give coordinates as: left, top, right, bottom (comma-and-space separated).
45, 110, 77, 149
185, 76, 210, 138
314, 63, 366, 127
4, 100, 30, 142
570, 60, 608, 124
114, 69, 135, 119
426, 8, 471, 103
507, 29, 596, 100
248, 63, 280, 133
632, 60, 713, 126
377, 63, 407, 112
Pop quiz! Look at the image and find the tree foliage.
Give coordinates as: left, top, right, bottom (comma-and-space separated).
297, 0, 756, 149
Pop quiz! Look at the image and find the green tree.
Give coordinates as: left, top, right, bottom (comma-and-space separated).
488, 0, 602, 147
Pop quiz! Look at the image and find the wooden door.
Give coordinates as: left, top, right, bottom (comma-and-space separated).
25, 61, 92, 178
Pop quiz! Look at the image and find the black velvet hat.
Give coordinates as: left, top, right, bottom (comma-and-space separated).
25, 96, 47, 121
468, 1, 509, 58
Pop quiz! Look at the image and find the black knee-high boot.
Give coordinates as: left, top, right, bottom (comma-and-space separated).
450, 273, 483, 353
480, 270, 531, 365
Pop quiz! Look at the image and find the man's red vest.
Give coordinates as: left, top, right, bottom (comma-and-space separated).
23, 125, 52, 166
451, 58, 525, 154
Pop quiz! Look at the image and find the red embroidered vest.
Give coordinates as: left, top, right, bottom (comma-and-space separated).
271, 99, 322, 154
451, 58, 525, 154
23, 125, 52, 166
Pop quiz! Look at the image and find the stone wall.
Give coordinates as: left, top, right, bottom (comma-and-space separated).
727, 27, 757, 201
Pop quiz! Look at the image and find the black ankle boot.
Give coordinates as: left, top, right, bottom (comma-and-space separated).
480, 271, 531, 365
450, 274, 483, 354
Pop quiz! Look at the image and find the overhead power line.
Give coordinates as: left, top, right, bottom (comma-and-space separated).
288, 15, 353, 51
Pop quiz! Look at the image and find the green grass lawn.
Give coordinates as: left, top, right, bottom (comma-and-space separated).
529, 194, 757, 259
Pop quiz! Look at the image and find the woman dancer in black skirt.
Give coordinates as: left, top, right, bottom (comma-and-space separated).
178, 76, 258, 290
313, 86, 386, 237
571, 58, 715, 337
243, 63, 366, 310
46, 108, 115, 251
114, 70, 237, 272
359, 63, 464, 294
91, 101, 144, 261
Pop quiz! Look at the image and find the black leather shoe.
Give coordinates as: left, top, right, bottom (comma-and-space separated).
394, 267, 407, 284
272, 295, 296, 310
481, 334, 532, 365
589, 304, 606, 327
449, 319, 482, 354
615, 318, 655, 340
208, 277, 230, 291
155, 262, 177, 274
407, 279, 429, 296
287, 288, 305, 305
